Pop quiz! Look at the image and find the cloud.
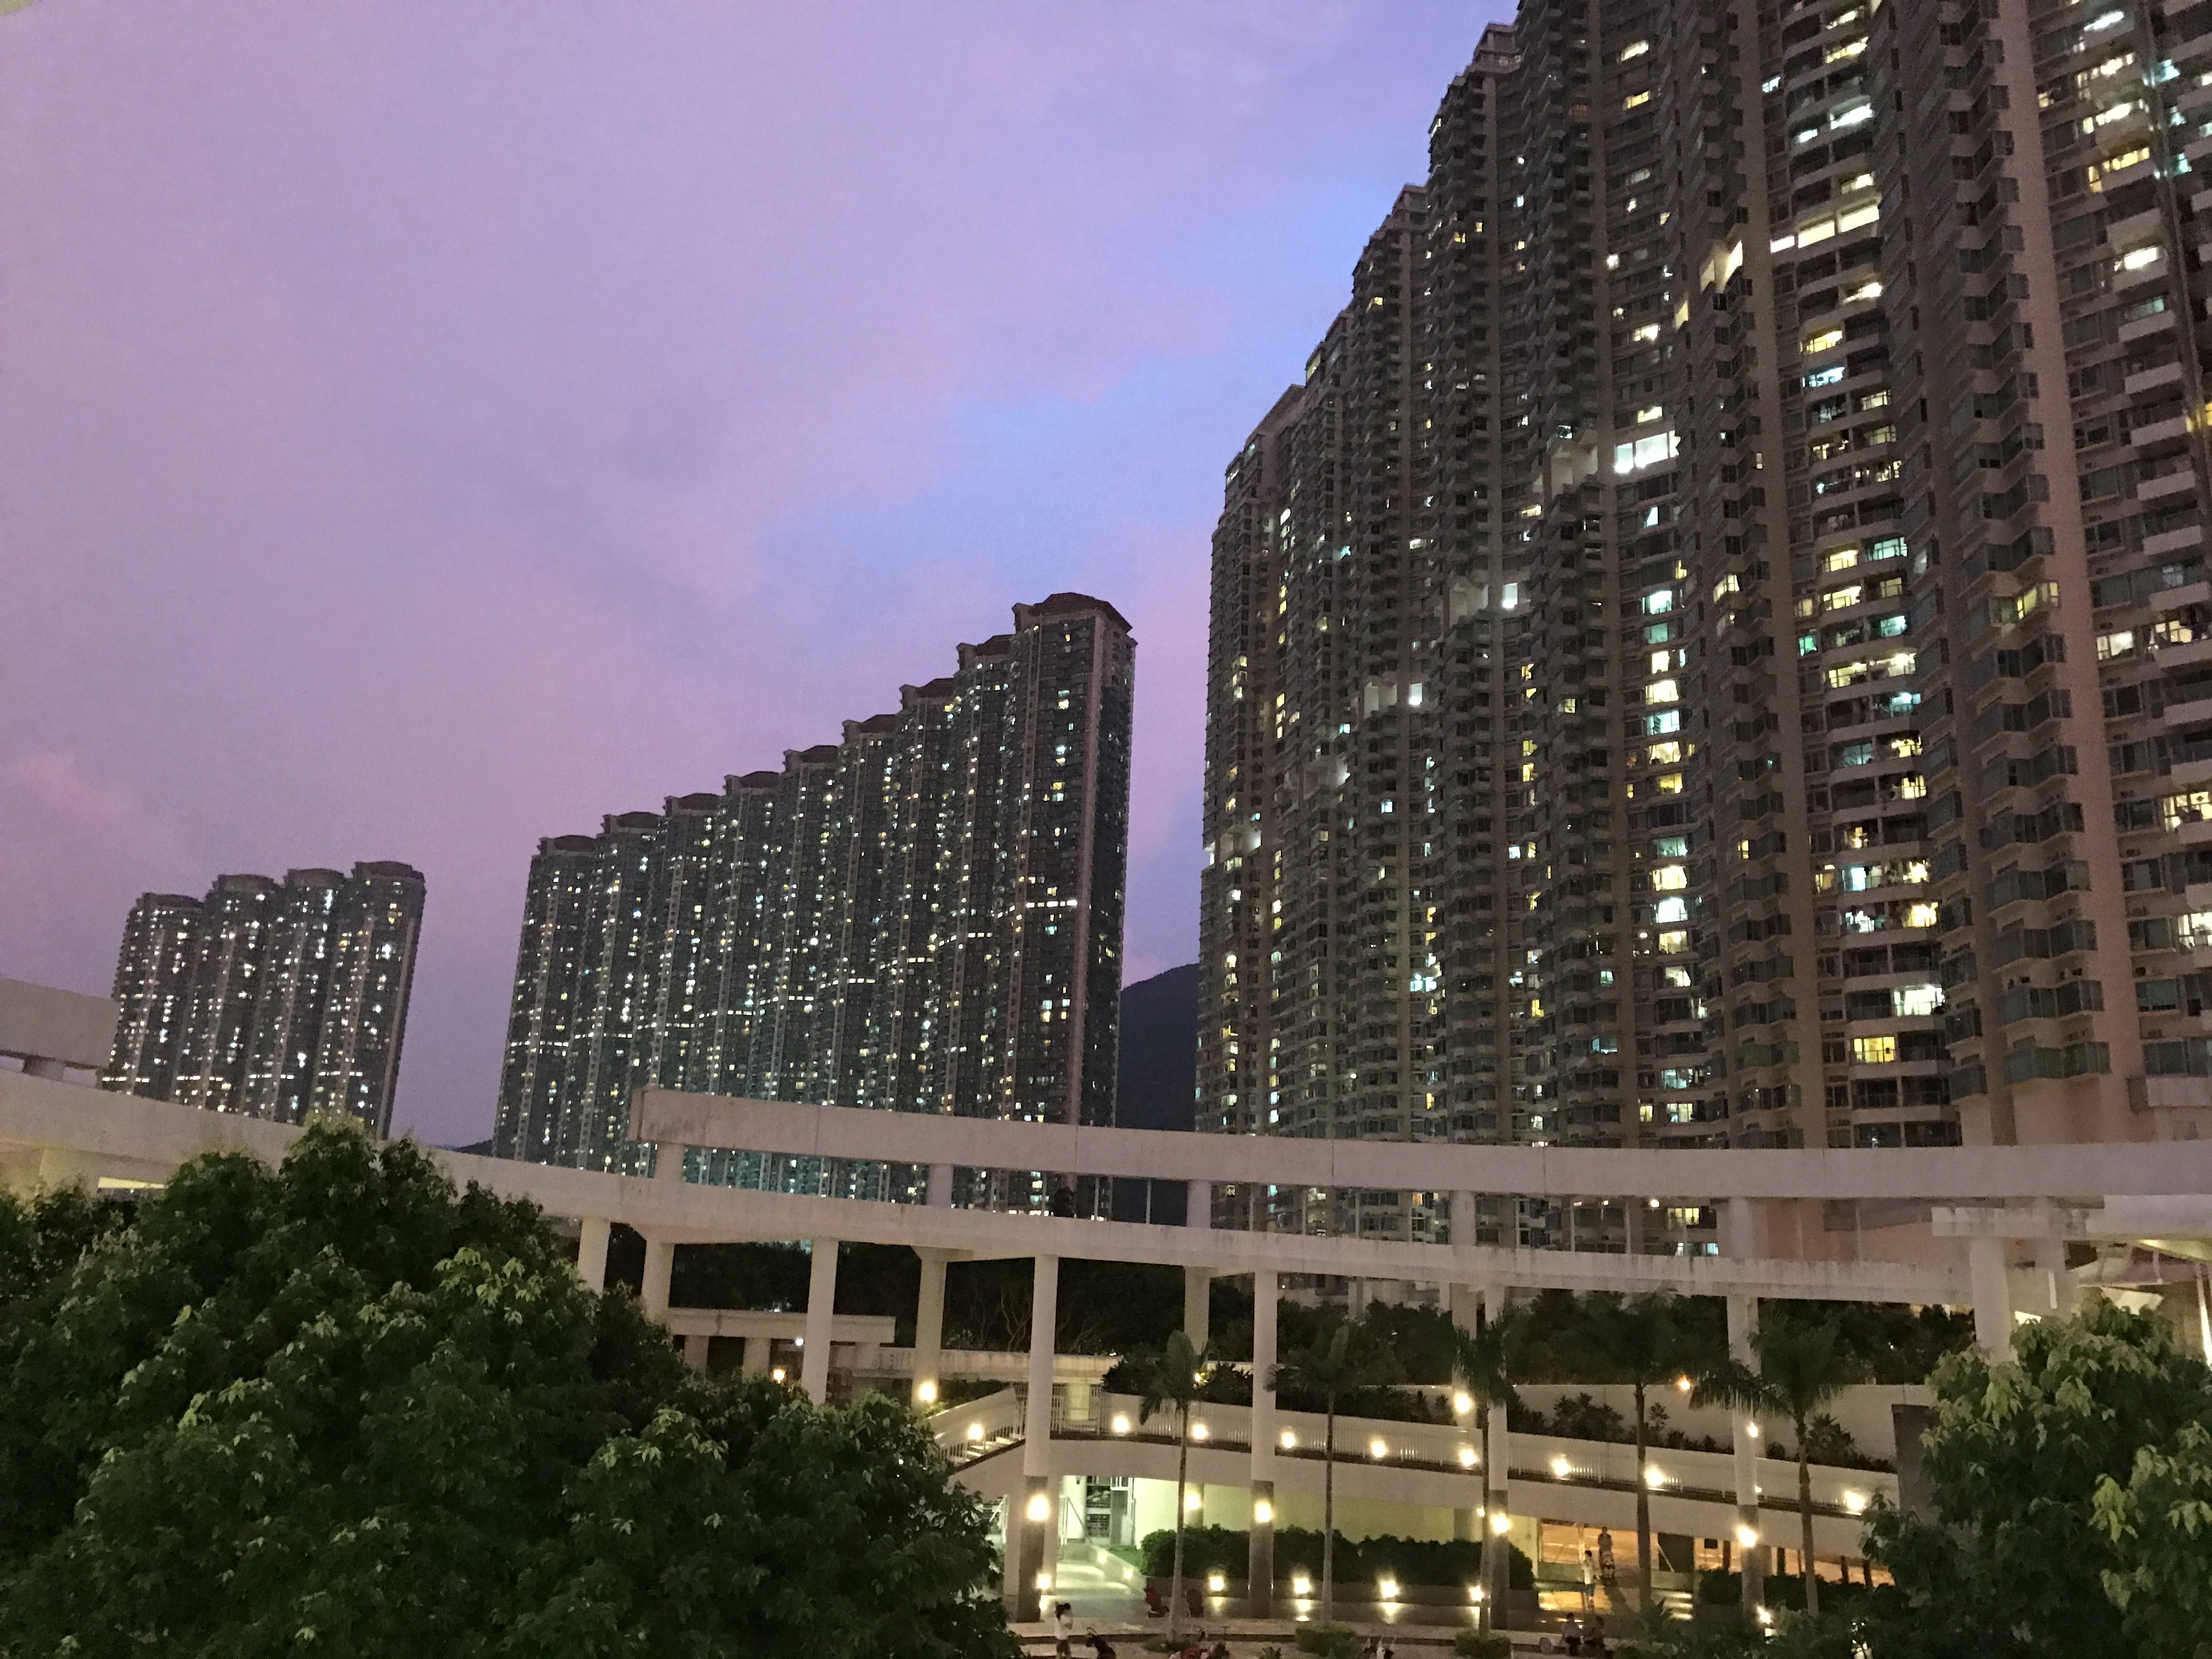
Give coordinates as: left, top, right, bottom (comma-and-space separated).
0, 0, 1500, 1141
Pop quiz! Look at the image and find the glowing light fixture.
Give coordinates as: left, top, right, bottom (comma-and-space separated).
1843, 1490, 1868, 1515
1645, 1466, 1667, 1489
1025, 1493, 1051, 1523
915, 1379, 938, 1404
1292, 1573, 1314, 1597
1369, 1437, 1389, 1460
1458, 1446, 1479, 1469
1490, 1512, 1513, 1536
1185, 1489, 1203, 1511
1110, 1414, 1132, 1435
967, 1423, 984, 1442
1551, 1455, 1574, 1479
1252, 1498, 1274, 1525
1378, 1578, 1401, 1601
1736, 1524, 1761, 1549
1280, 1429, 1299, 1449
1207, 1571, 1227, 1594
1190, 1421, 1209, 1441
1453, 1391, 1475, 1415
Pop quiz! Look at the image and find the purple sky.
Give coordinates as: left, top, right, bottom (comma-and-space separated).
2, 1, 1502, 1146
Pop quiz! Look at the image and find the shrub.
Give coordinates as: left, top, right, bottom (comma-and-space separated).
1293, 1627, 1363, 1659
1454, 1633, 1514, 1659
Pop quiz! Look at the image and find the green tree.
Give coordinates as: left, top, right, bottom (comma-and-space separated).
1576, 1293, 1685, 1609
1134, 1328, 1211, 1641
0, 1121, 1014, 1658
1695, 1316, 1864, 1618
1858, 1300, 2212, 1658
1269, 1318, 1400, 1622
1452, 1304, 1527, 1628
2093, 1416, 2212, 1658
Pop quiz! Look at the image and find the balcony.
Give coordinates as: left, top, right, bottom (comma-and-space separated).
2126, 359, 2186, 398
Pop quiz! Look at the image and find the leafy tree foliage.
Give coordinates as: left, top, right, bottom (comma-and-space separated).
2092, 1415, 2212, 1658
1856, 1301, 2212, 1658
0, 1123, 1014, 1659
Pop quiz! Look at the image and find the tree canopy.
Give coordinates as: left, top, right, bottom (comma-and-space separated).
0, 1122, 1015, 1659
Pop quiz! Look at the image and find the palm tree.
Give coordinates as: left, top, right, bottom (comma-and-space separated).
1453, 1306, 1527, 1630
1269, 1318, 1395, 1623
1135, 1329, 1210, 1640
1694, 1315, 1864, 1618
1575, 1292, 1684, 1610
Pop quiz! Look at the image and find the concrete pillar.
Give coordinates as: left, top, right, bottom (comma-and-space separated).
1625, 1198, 1646, 1255
1447, 1283, 1480, 1544
1450, 1189, 1478, 1245
1184, 1266, 1214, 1354
681, 1334, 710, 1371
654, 1141, 690, 1182
575, 1217, 612, 1292
1481, 1284, 1511, 1622
640, 1237, 674, 1323
1007, 1254, 1060, 1616
913, 1248, 950, 1410
741, 1335, 771, 1376
1249, 1266, 1279, 1617
1728, 1291, 1765, 1613
1187, 1178, 1213, 1229
800, 1238, 840, 1404
927, 1163, 953, 1207
1968, 1234, 2014, 1357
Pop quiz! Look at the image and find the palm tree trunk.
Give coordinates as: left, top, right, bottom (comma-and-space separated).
1476, 1400, 1493, 1632
1797, 1432, 1818, 1618
1170, 1406, 1189, 1640
1634, 1381, 1652, 1610
1322, 1400, 1338, 1623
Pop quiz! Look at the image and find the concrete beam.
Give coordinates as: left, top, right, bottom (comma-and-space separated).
631, 1087, 2212, 1203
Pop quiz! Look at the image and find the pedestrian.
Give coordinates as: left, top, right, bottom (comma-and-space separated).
1581, 1547, 1597, 1612
1086, 1633, 1116, 1659
1597, 1527, 1616, 1592
1054, 1600, 1074, 1657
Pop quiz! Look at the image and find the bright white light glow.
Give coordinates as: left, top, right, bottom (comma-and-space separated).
1253, 1499, 1274, 1525
1490, 1512, 1513, 1536
1110, 1414, 1131, 1436
1293, 1574, 1314, 1596
967, 1422, 984, 1442
1369, 1437, 1389, 1460
1208, 1572, 1227, 1593
1458, 1446, 1479, 1469
1453, 1391, 1475, 1416
1645, 1466, 1667, 1489
1379, 1578, 1401, 1601
1737, 1525, 1761, 1549
1190, 1423, 1209, 1442
1551, 1455, 1574, 1478
1280, 1429, 1299, 1449
1844, 1491, 1869, 1515
1025, 1493, 1051, 1523
915, 1380, 938, 1404
1185, 1489, 1203, 1511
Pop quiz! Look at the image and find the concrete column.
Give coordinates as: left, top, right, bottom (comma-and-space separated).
1007, 1254, 1060, 1616
912, 1248, 950, 1410
1448, 1283, 1480, 1545
654, 1141, 690, 1182
1625, 1199, 1646, 1255
800, 1238, 840, 1404
1450, 1189, 1478, 1245
1249, 1266, 1279, 1617
741, 1335, 771, 1375
1728, 1291, 1765, 1612
640, 1237, 674, 1323
1187, 1178, 1213, 1229
575, 1217, 612, 1291
1481, 1284, 1511, 1622
681, 1334, 709, 1371
1183, 1266, 1214, 1354
927, 1163, 953, 1207
1968, 1234, 2014, 1357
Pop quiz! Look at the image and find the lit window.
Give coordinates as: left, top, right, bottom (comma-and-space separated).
1852, 1035, 1897, 1064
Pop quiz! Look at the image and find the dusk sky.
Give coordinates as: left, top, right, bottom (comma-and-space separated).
3, 2, 1503, 1146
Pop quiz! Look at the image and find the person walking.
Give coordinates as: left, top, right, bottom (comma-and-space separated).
1053, 1601, 1075, 1657
1581, 1548, 1598, 1613
1597, 1527, 1618, 1602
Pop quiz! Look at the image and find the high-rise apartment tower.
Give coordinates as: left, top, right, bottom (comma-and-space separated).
103, 862, 426, 1136
1203, 0, 2212, 1244
494, 594, 1136, 1206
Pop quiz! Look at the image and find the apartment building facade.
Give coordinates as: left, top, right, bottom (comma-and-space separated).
102, 862, 426, 1136
1201, 0, 2212, 1243
493, 594, 1136, 1205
